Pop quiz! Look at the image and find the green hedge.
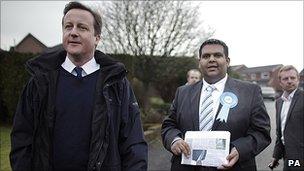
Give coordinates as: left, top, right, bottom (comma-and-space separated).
114, 54, 199, 101
0, 51, 33, 122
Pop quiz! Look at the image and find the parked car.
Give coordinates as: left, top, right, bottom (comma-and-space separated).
261, 86, 276, 100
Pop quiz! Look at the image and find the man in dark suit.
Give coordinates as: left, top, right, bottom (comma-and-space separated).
269, 65, 304, 171
161, 39, 271, 171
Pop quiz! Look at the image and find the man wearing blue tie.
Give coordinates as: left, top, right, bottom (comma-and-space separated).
10, 2, 147, 171
161, 39, 271, 171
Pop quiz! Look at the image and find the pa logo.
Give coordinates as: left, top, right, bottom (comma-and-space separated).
288, 159, 301, 167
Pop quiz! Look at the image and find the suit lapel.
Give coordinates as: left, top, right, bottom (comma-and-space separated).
276, 98, 283, 126
285, 89, 300, 127
212, 77, 234, 130
190, 81, 203, 131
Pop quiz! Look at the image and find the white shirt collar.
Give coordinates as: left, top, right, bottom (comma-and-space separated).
61, 56, 76, 74
281, 89, 297, 101
61, 56, 100, 76
202, 74, 228, 92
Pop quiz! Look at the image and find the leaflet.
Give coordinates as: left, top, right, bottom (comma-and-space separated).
181, 131, 231, 167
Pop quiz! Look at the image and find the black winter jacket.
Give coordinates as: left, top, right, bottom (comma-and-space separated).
10, 45, 148, 171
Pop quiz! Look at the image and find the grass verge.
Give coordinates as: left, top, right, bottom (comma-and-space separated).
0, 125, 11, 171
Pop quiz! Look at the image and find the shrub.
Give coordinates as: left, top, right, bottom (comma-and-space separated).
0, 51, 33, 122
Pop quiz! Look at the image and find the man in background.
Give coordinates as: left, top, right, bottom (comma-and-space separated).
269, 65, 304, 171
186, 69, 202, 85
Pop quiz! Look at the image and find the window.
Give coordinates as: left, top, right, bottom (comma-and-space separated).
261, 72, 270, 79
251, 73, 256, 80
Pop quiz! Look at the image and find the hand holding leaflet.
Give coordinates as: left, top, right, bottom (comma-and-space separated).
181, 131, 231, 167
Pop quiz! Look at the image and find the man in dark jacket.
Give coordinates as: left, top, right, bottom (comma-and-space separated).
10, 2, 147, 171
269, 65, 304, 171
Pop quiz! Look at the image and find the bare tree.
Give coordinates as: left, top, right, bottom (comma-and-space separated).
93, 0, 214, 57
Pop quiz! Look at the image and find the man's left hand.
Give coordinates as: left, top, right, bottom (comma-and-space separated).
217, 147, 239, 170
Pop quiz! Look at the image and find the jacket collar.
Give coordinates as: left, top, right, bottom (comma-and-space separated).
25, 44, 127, 82
284, 88, 301, 126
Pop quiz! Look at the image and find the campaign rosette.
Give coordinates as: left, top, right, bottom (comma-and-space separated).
217, 92, 238, 122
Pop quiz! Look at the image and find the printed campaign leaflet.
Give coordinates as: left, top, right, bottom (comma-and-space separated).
181, 131, 231, 167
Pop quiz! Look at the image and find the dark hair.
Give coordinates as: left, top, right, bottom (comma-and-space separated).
62, 1, 102, 36
199, 39, 229, 58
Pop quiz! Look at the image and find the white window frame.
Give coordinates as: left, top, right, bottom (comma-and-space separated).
251, 73, 256, 80
261, 72, 270, 79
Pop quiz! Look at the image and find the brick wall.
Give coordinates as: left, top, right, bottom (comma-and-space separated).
15, 36, 46, 54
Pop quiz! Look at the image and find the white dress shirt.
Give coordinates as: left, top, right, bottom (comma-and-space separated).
61, 56, 100, 77
171, 74, 228, 146
280, 89, 297, 144
199, 74, 228, 130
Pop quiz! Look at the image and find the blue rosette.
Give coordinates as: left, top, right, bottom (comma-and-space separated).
216, 92, 238, 122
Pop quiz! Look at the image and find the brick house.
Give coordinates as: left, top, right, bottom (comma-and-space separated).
230, 64, 283, 91
10, 33, 47, 54
230, 64, 247, 73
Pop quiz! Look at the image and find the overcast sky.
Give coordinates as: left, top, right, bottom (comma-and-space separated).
1, 1, 303, 71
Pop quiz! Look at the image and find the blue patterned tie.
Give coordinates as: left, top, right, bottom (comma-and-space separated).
74, 67, 83, 78
199, 85, 215, 131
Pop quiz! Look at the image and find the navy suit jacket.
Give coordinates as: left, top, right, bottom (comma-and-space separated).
162, 77, 271, 171
273, 89, 304, 169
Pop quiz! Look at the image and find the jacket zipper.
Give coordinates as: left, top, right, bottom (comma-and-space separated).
89, 82, 115, 170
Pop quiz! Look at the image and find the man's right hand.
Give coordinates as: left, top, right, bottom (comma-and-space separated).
171, 139, 191, 157
268, 158, 279, 170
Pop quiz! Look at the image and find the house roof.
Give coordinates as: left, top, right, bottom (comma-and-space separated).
15, 33, 47, 49
230, 65, 247, 71
241, 64, 283, 74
